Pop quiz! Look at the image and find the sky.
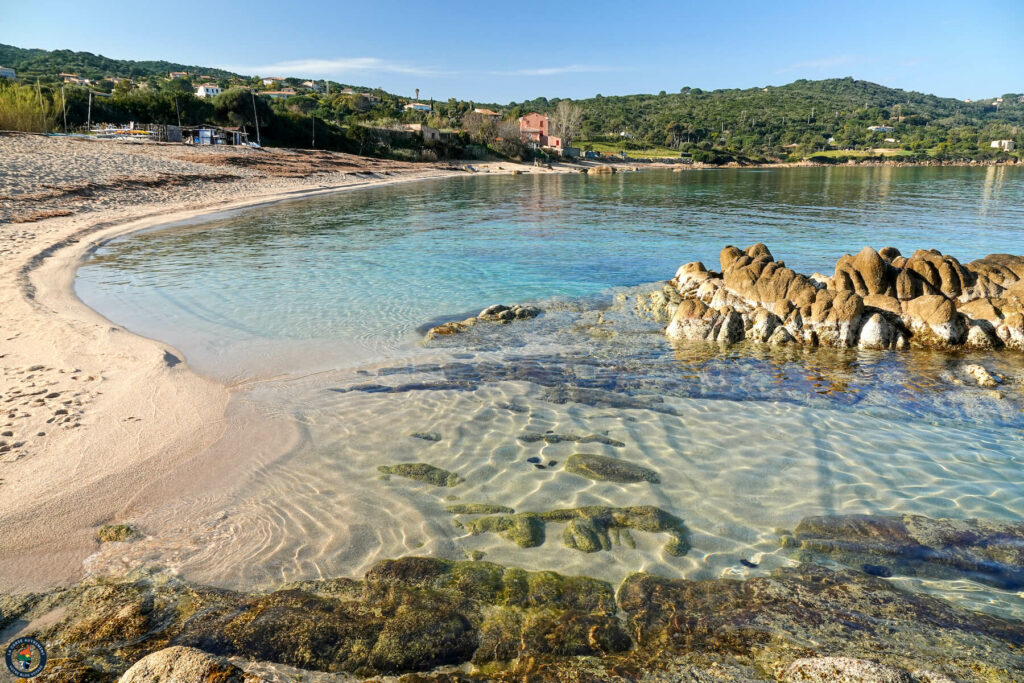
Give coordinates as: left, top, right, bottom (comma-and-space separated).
3, 0, 1022, 103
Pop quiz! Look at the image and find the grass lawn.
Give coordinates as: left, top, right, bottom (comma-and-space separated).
576, 140, 681, 158
812, 148, 916, 158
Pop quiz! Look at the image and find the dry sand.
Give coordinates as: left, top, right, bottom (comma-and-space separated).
0, 133, 603, 591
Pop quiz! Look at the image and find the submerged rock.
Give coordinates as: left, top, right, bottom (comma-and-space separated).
424, 303, 541, 340
663, 243, 1024, 353
779, 656, 913, 683
963, 363, 1001, 387
780, 513, 1024, 589
518, 432, 626, 447
564, 453, 661, 484
464, 505, 689, 556
445, 503, 516, 515
97, 523, 140, 543
378, 463, 463, 487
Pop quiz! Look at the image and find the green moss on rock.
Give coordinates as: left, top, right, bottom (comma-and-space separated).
445, 503, 515, 515
465, 505, 689, 557
377, 463, 463, 487
97, 523, 140, 543
564, 453, 660, 484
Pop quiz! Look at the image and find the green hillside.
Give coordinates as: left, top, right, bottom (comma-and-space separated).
512, 78, 1024, 160
0, 43, 241, 80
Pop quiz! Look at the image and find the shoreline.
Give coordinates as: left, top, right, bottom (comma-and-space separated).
0, 136, 590, 592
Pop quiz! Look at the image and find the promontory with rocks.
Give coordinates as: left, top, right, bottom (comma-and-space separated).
650, 243, 1024, 352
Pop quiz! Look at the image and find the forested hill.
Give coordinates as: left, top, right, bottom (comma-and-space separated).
512, 78, 1024, 158
0, 43, 241, 80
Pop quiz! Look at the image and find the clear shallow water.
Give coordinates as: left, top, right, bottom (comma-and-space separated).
77, 165, 1024, 378
76, 167, 1024, 618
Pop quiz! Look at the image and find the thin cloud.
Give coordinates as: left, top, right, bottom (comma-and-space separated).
219, 57, 451, 77
490, 64, 623, 77
775, 55, 856, 74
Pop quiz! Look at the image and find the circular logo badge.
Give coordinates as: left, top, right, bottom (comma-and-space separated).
5, 637, 47, 678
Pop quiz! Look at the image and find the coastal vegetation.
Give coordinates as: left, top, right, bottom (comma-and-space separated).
2, 44, 1021, 163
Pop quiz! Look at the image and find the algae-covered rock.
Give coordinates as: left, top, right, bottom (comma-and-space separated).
779, 656, 913, 682
464, 514, 545, 548
618, 563, 1024, 682
780, 513, 1024, 589
446, 503, 515, 515
5, 555, 1024, 682
378, 463, 463, 487
564, 453, 660, 484
97, 523, 140, 543
465, 505, 689, 556
517, 432, 626, 447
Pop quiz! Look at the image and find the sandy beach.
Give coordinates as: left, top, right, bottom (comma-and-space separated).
0, 133, 599, 592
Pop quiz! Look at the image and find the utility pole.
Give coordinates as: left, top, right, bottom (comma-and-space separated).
311, 115, 315, 149
250, 89, 261, 146
60, 86, 68, 134
415, 87, 419, 101
35, 79, 46, 132
87, 91, 92, 132
174, 95, 181, 128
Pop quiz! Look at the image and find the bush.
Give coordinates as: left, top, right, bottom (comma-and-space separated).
0, 82, 58, 132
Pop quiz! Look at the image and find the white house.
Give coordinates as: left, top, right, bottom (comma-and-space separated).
262, 89, 297, 99
867, 125, 895, 133
195, 84, 222, 98
0, 66, 15, 80
991, 140, 1016, 151
404, 102, 433, 112
262, 77, 283, 86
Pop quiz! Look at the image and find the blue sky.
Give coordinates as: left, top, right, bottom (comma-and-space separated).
4, 0, 1021, 102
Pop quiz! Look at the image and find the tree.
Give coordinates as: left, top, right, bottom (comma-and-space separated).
551, 100, 583, 146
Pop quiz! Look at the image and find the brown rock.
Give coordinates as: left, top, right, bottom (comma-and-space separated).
828, 290, 864, 323
745, 242, 773, 261
906, 295, 957, 326
852, 246, 889, 295
879, 246, 902, 262
863, 294, 901, 315
719, 245, 743, 272
957, 298, 1002, 322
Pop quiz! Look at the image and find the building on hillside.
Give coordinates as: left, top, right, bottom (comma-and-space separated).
301, 80, 325, 92
195, 84, 222, 98
473, 108, 502, 119
62, 75, 90, 85
1019, 95, 1024, 104
867, 125, 895, 133
262, 89, 297, 99
991, 139, 1016, 151
340, 88, 356, 94
403, 123, 440, 143
169, 71, 188, 79
0, 66, 15, 80
404, 102, 433, 112
363, 93, 379, 103
518, 112, 550, 145
261, 77, 283, 86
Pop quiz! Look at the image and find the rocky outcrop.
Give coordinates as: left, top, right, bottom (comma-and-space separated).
780, 513, 1024, 590
665, 244, 1024, 352
425, 303, 540, 340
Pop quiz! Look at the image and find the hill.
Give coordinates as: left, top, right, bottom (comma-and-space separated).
513, 78, 1024, 160
0, 43, 242, 81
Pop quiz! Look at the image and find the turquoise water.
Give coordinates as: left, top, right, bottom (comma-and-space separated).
75, 167, 1024, 619
77, 166, 1024, 377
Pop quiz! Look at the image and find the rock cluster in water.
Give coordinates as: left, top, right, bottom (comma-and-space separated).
456, 505, 690, 556
425, 303, 541, 340
780, 513, 1024, 590
4, 551, 1024, 682
658, 243, 1024, 352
